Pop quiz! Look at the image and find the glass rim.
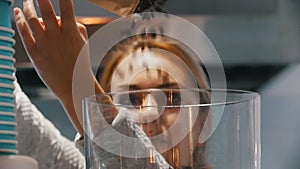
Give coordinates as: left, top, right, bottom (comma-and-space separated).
83, 88, 260, 108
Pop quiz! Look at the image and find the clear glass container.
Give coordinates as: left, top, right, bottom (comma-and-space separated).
83, 89, 260, 169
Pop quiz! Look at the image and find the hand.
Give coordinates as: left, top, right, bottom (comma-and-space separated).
14, 0, 88, 99
14, 0, 90, 134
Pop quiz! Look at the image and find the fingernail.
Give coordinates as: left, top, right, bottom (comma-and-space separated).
13, 8, 20, 16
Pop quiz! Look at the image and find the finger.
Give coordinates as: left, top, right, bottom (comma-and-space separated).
59, 0, 77, 31
22, 0, 44, 37
38, 16, 60, 27
23, 0, 37, 17
38, 18, 45, 28
14, 8, 38, 57
77, 23, 88, 40
36, 0, 59, 30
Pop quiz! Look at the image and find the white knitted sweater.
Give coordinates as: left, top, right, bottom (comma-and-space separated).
14, 81, 85, 169
13, 81, 172, 169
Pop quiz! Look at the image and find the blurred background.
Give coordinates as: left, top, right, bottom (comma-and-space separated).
11, 0, 300, 169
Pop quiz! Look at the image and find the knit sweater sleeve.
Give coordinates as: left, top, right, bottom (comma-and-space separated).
14, 81, 85, 169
